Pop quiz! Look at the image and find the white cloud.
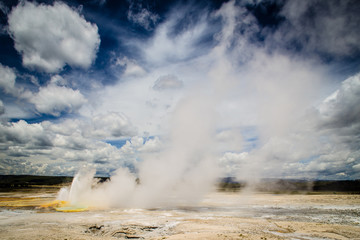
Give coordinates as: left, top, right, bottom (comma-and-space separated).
0, 63, 17, 95
2, 0, 359, 182
0, 120, 52, 149
127, 3, 159, 30
115, 57, 146, 77
0, 118, 140, 176
219, 152, 248, 177
92, 0, 360, 182
153, 74, 183, 91
96, 5, 220, 136
29, 84, 87, 117
97, 67, 187, 135
119, 136, 144, 156
50, 75, 68, 86
42, 112, 136, 139
141, 9, 210, 65
230, 71, 360, 180
138, 137, 162, 153
89, 112, 137, 138
8, 1, 100, 72
319, 73, 360, 129
216, 129, 243, 152
43, 118, 82, 136
0, 158, 53, 176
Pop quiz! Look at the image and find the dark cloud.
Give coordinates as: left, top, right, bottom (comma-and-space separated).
277, 0, 360, 58
320, 74, 360, 129
0, 2, 9, 15
318, 73, 360, 150
0, 100, 4, 115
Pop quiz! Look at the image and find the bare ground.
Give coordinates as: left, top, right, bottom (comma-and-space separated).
0, 189, 359, 240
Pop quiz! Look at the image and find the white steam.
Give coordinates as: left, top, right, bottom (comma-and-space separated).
58, 92, 220, 208
55, 0, 360, 208
56, 1, 238, 209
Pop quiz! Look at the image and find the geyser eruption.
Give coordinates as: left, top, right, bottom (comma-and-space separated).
57, 92, 220, 209
57, 168, 138, 208
57, 1, 246, 209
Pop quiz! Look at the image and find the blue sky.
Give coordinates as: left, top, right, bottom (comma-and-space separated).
0, 0, 360, 180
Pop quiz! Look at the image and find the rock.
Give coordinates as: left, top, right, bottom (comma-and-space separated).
85, 224, 104, 234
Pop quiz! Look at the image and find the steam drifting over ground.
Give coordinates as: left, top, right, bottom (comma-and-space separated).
1, 1, 360, 239
58, 91, 221, 208
1, 0, 360, 188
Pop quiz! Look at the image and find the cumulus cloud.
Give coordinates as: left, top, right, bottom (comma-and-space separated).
43, 111, 136, 139
0, 158, 52, 176
89, 112, 137, 138
8, 1, 100, 72
139, 137, 162, 153
43, 118, 83, 136
182, 0, 360, 181
316, 73, 360, 154
29, 84, 87, 117
94, 0, 360, 183
2, 0, 360, 183
319, 73, 360, 130
0, 120, 52, 149
232, 71, 360, 180
219, 152, 248, 177
153, 74, 183, 91
0, 117, 140, 176
0, 63, 17, 95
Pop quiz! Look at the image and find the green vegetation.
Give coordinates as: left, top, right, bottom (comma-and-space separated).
0, 175, 73, 189
217, 178, 360, 193
1, 175, 360, 194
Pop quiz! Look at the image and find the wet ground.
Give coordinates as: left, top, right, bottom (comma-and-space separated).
0, 187, 359, 239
